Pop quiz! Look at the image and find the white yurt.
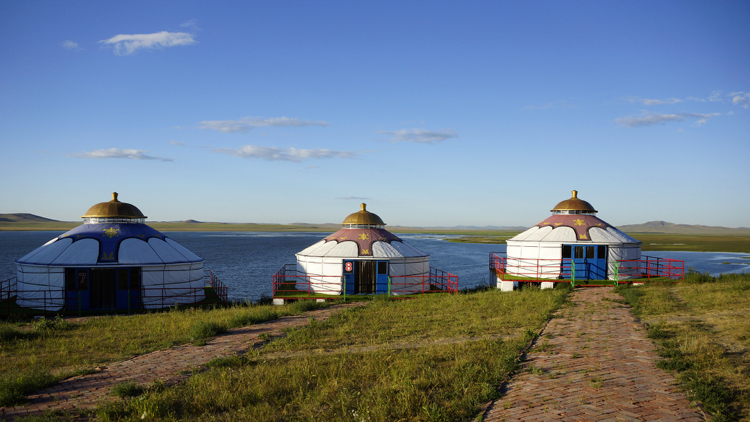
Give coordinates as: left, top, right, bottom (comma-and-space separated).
294, 204, 430, 295
15, 193, 206, 311
502, 190, 641, 288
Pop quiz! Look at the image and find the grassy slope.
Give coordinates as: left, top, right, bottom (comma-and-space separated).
616, 273, 750, 421
0, 288, 570, 421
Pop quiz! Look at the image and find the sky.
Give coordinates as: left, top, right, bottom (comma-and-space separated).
1, 1, 748, 228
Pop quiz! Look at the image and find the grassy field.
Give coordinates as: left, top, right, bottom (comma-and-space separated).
0, 287, 570, 421
0, 301, 328, 407
616, 273, 750, 421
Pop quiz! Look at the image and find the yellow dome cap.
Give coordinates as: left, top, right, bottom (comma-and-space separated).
341, 203, 386, 226
81, 192, 147, 219
550, 190, 597, 213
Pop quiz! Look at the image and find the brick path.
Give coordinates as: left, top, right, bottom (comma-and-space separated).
482, 287, 705, 421
0, 302, 367, 421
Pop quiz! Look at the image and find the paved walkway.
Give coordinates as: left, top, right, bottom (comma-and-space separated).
0, 302, 367, 421
482, 287, 705, 421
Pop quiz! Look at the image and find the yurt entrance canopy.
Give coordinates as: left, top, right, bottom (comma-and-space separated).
490, 191, 684, 289
10, 193, 226, 314
273, 204, 458, 302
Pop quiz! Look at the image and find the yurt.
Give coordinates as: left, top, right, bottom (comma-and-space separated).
15, 193, 207, 312
292, 204, 432, 296
500, 190, 641, 289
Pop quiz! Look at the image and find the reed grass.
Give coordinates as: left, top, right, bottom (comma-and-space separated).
91, 286, 569, 421
617, 272, 750, 421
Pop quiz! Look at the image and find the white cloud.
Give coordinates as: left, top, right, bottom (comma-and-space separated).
212, 145, 356, 162
378, 129, 458, 144
616, 112, 720, 127
99, 31, 196, 55
730, 92, 750, 109
180, 19, 200, 31
169, 140, 186, 146
199, 117, 329, 133
523, 99, 576, 110
625, 97, 682, 106
61, 40, 82, 51
68, 148, 173, 162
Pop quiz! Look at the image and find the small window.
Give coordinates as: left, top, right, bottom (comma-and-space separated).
586, 246, 595, 259
118, 269, 129, 290
598, 246, 607, 259
130, 268, 141, 289
574, 247, 584, 259
377, 261, 387, 275
562, 245, 572, 258
66, 268, 76, 290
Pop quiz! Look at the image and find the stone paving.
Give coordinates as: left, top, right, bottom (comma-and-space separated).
481, 287, 706, 421
0, 302, 367, 421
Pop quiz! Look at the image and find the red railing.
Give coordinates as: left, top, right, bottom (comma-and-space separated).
489, 252, 684, 285
0, 269, 229, 316
272, 264, 458, 300
617, 257, 685, 282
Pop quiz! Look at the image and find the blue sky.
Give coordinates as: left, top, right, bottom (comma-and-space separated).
1, 1, 748, 228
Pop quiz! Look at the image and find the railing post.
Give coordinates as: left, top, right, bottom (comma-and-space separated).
342, 276, 346, 303
387, 276, 391, 297
571, 260, 576, 288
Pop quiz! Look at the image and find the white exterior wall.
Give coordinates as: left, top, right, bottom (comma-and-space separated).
15, 264, 65, 310
295, 240, 430, 295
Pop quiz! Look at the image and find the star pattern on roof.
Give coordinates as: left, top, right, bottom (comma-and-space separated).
103, 227, 120, 238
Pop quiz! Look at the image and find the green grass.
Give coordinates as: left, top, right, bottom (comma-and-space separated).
0, 300, 327, 406
616, 272, 750, 421
84, 286, 570, 421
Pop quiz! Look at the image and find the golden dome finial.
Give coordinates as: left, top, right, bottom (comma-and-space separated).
551, 190, 596, 213
82, 193, 146, 219
342, 203, 385, 226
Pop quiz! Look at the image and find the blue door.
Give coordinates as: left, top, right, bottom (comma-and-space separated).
343, 260, 356, 295
375, 261, 389, 294
562, 245, 608, 280
115, 268, 142, 310
65, 268, 90, 310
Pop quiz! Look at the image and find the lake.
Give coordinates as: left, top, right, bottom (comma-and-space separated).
2, 231, 748, 302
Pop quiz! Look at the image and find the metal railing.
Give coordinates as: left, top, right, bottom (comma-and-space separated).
272, 264, 458, 300
0, 269, 228, 317
489, 252, 684, 286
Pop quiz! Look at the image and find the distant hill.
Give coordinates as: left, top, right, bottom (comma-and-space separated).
620, 221, 750, 236
0, 213, 61, 223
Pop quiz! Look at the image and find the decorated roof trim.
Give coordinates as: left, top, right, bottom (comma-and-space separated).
536, 215, 611, 241
323, 228, 401, 256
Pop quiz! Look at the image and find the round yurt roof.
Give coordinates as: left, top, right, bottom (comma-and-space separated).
508, 190, 640, 245
551, 190, 597, 213
297, 204, 426, 259
17, 193, 202, 267
82, 192, 146, 219
341, 203, 386, 226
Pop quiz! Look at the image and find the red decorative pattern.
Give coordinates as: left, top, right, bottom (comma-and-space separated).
323, 228, 401, 256
536, 215, 611, 241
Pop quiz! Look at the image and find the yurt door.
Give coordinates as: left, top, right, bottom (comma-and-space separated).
564, 245, 607, 280
65, 268, 91, 310
375, 261, 389, 294
116, 268, 142, 310
90, 269, 117, 309
355, 260, 377, 294
343, 260, 356, 295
